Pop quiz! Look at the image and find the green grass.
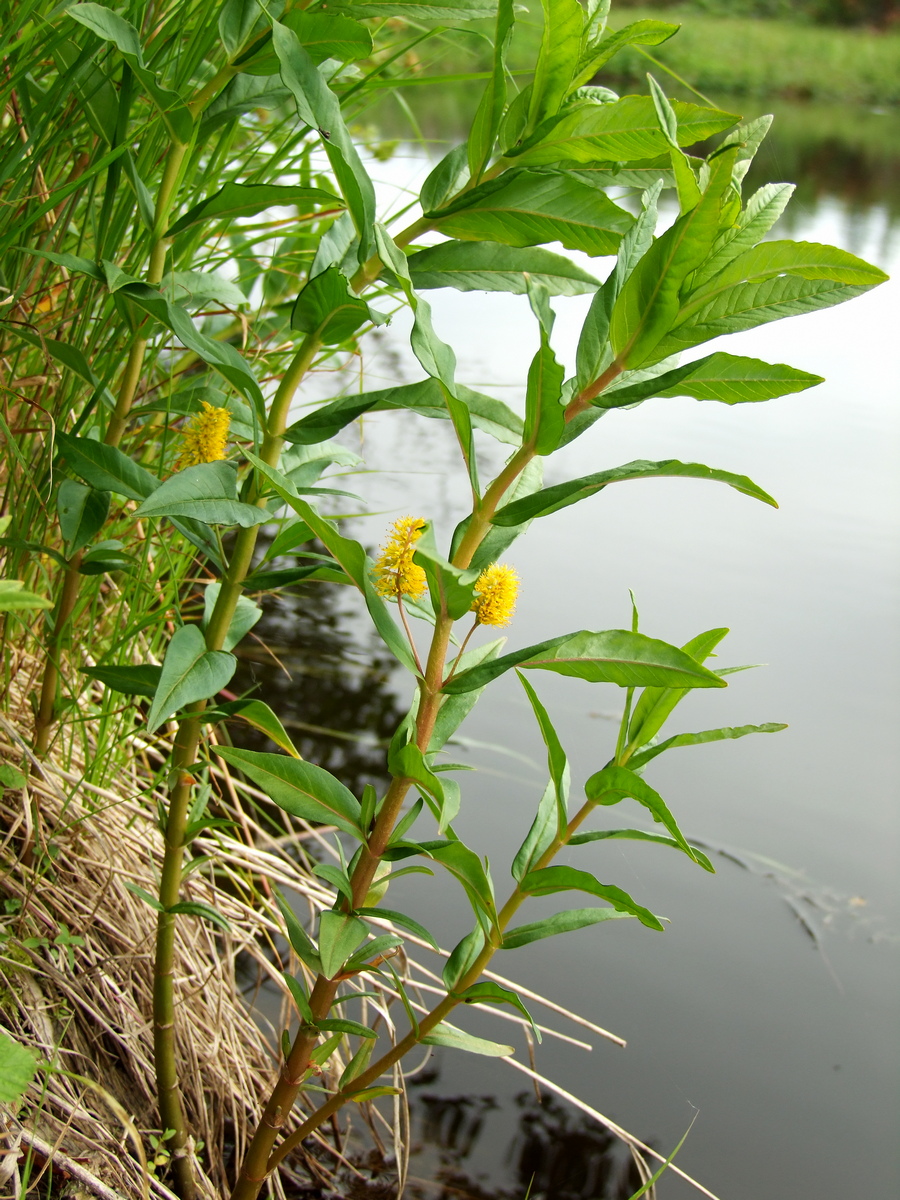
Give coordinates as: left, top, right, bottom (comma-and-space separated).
601, 6, 900, 104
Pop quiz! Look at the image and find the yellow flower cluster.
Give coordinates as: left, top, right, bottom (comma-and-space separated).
471, 562, 519, 627
373, 516, 428, 600
174, 401, 231, 471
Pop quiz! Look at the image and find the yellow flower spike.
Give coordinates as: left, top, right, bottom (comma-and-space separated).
472, 562, 519, 627
174, 401, 231, 471
374, 516, 428, 600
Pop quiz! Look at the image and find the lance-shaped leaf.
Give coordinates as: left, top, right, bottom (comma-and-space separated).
421, 1022, 514, 1057
57, 481, 109, 554
584, 765, 702, 865
493, 458, 776, 529
518, 673, 569, 841
406, 240, 600, 296
245, 455, 418, 674
116, 282, 265, 414
341, 935, 404, 974
467, 0, 515, 178
522, 318, 566, 455
146, 625, 236, 731
0, 1032, 37, 1104
628, 721, 787, 769
609, 146, 739, 368
290, 266, 384, 344
166, 183, 342, 237
0, 582, 52, 612
209, 699, 301, 758
68, 3, 193, 142
134, 462, 268, 528
512, 781, 556, 883
56, 433, 156, 502
238, 11, 373, 72
512, 95, 738, 167
274, 890, 322, 974
429, 638, 506, 753
355, 907, 438, 951
692, 182, 795, 288
284, 379, 522, 448
573, 19, 680, 89
273, 21, 375, 260
82, 664, 161, 697
520, 865, 664, 930
432, 167, 634, 258
502, 907, 633, 949
527, 0, 583, 131
282, 973, 315, 1024
203, 582, 261, 651
418, 839, 498, 932
628, 626, 728, 751
460, 458, 545, 572
412, 524, 479, 621
456, 980, 540, 1041
318, 912, 368, 979
326, 0, 495, 16
442, 629, 726, 695
390, 739, 450, 827
596, 353, 823, 408
214, 746, 363, 838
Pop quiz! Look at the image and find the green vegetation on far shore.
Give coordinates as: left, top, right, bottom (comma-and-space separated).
600, 6, 900, 104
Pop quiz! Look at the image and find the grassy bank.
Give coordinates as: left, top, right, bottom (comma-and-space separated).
598, 6, 900, 104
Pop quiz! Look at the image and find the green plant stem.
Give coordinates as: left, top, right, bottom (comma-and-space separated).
32, 552, 83, 759
265, 792, 601, 1174
232, 354, 626, 1200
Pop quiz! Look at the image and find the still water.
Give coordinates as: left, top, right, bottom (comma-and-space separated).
237, 100, 900, 1199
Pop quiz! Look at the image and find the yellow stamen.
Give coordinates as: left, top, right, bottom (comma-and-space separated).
373, 516, 428, 600
471, 562, 519, 627
174, 401, 231, 471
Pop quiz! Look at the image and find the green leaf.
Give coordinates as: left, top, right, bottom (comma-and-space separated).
218, 0, 265, 57
203, 582, 261, 651
67, 3, 193, 143
442, 926, 485, 991
284, 379, 523, 448
324, 0, 496, 17
513, 95, 739, 168
421, 1022, 513, 1057
355, 907, 438, 951
567, 828, 715, 872
318, 911, 368, 979
210, 699, 301, 758
282, 971, 314, 1023
442, 628, 727, 695
429, 638, 507, 752
341, 934, 404, 973
318, 1017, 377, 1038
412, 524, 479, 622
609, 146, 739, 368
262, 519, 314, 560
167, 901, 231, 931
527, 0, 583, 130
522, 313, 565, 457
312, 862, 354, 904
692, 182, 795, 288
584, 765, 700, 864
340, 1037, 375, 1087
520, 865, 664, 930
628, 627, 728, 751
0, 581, 52, 612
245, 458, 419, 674
346, 1085, 403, 1101
57, 480, 110, 553
517, 673, 568, 842
418, 839, 498, 931
214, 747, 363, 838
168, 185, 342, 237
432, 167, 633, 258
116, 283, 265, 413
511, 781, 556, 884
628, 722, 787, 769
493, 457, 776, 526
134, 463, 268, 528
690, 239, 888, 301
163, 270, 248, 309
274, 890, 322, 974
0, 764, 26, 789
0, 1031, 37, 1103
573, 19, 679, 90
122, 881, 164, 911
390, 740, 452, 828
502, 907, 632, 949
406, 240, 599, 296
455, 980, 540, 1041
239, 12, 373, 72
81, 664, 161, 697
421, 143, 470, 213
78, 539, 136, 576
467, 0, 515, 179
273, 21, 375, 260
310, 1033, 344, 1066
290, 266, 382, 344
597, 353, 823, 408
146, 625, 236, 731
57, 433, 156, 502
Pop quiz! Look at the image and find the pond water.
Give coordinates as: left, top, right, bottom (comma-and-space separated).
235, 97, 900, 1199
